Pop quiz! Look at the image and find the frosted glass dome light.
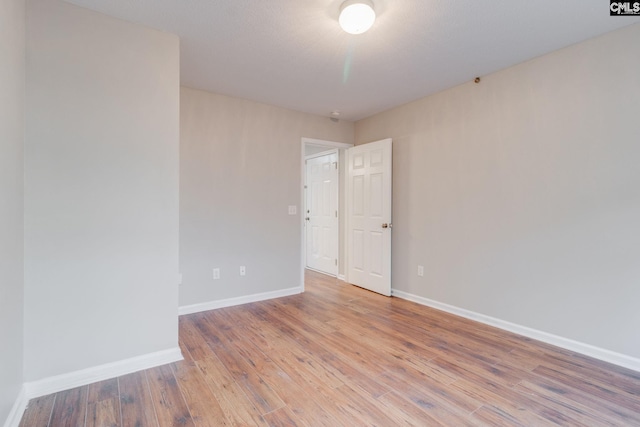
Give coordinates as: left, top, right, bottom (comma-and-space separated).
339, 0, 376, 35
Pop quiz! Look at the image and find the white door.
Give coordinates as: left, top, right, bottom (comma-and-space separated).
305, 152, 338, 276
346, 139, 392, 296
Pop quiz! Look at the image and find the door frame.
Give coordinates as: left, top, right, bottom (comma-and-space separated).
300, 138, 353, 291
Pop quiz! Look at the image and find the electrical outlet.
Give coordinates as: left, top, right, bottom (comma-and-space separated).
417, 265, 424, 277
213, 268, 220, 280
240, 266, 246, 276
288, 205, 297, 215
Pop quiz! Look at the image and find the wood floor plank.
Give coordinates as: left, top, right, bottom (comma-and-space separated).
194, 355, 268, 426
493, 348, 543, 372
431, 355, 528, 390
266, 338, 346, 390
190, 314, 226, 350
119, 371, 158, 427
513, 380, 622, 427
449, 377, 571, 426
48, 386, 88, 427
210, 340, 286, 415
18, 270, 640, 427
201, 310, 246, 344
374, 371, 480, 426
239, 298, 390, 399
328, 318, 455, 384
171, 360, 230, 426
330, 294, 510, 374
269, 298, 339, 336
262, 407, 304, 427
19, 394, 55, 427
231, 339, 363, 426
517, 375, 640, 425
377, 364, 484, 416
314, 383, 399, 426
533, 364, 640, 413
86, 398, 120, 427
518, 347, 640, 392
87, 378, 119, 405
179, 316, 217, 361
376, 390, 449, 427
247, 323, 346, 394
470, 405, 542, 427
146, 365, 195, 427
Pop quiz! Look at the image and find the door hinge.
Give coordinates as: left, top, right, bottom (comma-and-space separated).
335, 259, 338, 266
335, 210, 338, 218
334, 162, 338, 169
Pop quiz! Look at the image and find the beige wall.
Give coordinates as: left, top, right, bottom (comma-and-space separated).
356, 24, 640, 359
25, 0, 180, 381
0, 0, 25, 422
180, 87, 354, 307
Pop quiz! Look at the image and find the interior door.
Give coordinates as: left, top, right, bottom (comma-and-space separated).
305, 152, 338, 276
346, 139, 392, 296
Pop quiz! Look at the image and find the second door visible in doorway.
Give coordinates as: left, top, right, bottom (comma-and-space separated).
305, 151, 338, 276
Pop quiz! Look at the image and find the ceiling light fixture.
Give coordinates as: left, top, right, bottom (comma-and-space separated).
339, 0, 376, 35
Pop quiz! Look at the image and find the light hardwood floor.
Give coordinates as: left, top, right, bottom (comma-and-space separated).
20, 270, 640, 426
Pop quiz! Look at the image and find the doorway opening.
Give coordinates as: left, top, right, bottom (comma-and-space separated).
300, 138, 353, 290
305, 150, 339, 276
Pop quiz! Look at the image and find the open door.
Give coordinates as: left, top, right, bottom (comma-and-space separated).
346, 138, 392, 296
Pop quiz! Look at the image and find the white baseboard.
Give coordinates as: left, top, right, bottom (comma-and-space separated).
337, 274, 346, 281
179, 287, 302, 316
23, 347, 183, 399
3, 386, 27, 427
392, 289, 640, 373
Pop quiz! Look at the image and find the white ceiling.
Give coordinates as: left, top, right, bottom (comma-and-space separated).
64, 1, 639, 121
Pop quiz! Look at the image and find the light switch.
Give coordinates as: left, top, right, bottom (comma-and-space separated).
288, 205, 297, 215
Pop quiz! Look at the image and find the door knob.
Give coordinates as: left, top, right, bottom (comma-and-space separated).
305, 217, 310, 221
382, 223, 392, 229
